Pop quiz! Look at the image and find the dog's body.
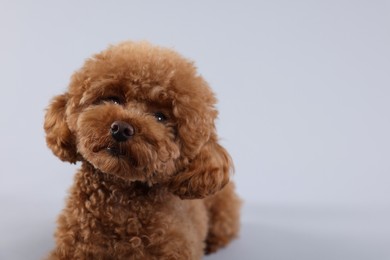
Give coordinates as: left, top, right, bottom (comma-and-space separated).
45, 42, 240, 259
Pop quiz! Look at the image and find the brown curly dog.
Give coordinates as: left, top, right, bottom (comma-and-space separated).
44, 41, 240, 259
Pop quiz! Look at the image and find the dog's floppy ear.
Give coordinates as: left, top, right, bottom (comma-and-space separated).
169, 137, 232, 199
44, 93, 79, 163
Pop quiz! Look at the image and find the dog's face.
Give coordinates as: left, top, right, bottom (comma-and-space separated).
44, 42, 231, 198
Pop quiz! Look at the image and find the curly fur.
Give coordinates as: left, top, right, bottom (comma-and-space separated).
44, 41, 241, 259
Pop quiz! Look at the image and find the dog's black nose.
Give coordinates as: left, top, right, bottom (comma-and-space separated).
110, 121, 134, 142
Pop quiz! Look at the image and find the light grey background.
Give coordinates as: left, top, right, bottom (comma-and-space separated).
1, 1, 389, 259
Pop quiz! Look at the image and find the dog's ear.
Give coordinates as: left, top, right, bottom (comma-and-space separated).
44, 94, 79, 163
169, 137, 232, 199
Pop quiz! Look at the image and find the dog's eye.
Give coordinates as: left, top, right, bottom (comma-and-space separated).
100, 96, 123, 105
154, 112, 167, 122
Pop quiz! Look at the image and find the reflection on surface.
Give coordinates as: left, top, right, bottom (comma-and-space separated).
205, 203, 390, 260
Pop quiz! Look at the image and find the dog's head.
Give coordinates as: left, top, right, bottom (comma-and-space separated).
44, 42, 232, 199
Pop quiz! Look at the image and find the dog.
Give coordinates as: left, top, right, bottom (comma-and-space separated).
44, 41, 240, 259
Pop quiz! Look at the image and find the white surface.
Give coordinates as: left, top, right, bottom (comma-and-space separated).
206, 204, 390, 260
1, 1, 389, 259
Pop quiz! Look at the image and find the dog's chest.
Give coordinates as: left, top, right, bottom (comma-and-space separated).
76, 182, 176, 239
